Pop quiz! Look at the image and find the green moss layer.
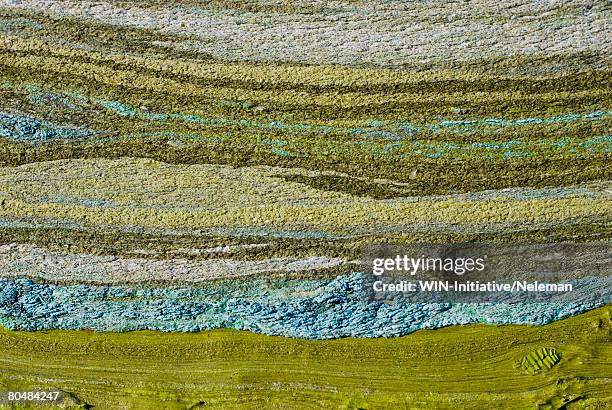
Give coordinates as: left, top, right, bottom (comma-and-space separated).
0, 307, 610, 409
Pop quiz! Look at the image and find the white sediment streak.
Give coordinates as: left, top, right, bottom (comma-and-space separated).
2, 0, 610, 65
0, 243, 347, 283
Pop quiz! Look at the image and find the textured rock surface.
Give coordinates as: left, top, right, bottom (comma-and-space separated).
0, 273, 607, 339
0, 0, 609, 340
3, 0, 610, 66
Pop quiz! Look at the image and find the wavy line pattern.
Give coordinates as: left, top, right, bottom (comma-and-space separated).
0, 1, 610, 341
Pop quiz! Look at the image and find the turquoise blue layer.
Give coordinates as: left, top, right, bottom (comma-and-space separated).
0, 273, 607, 339
0, 112, 98, 142
1, 82, 610, 146
1, 109, 609, 159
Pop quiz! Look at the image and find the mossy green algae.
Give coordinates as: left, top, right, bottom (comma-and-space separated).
0, 307, 609, 409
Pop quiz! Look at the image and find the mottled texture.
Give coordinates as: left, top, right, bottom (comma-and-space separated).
3, 0, 611, 66
1, 274, 607, 338
0, 0, 610, 342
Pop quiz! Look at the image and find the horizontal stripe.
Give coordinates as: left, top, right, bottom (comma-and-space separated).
0, 159, 609, 231
2, 49, 609, 111
2, 35, 611, 92
0, 275, 608, 337
0, 243, 349, 283
3, 0, 609, 66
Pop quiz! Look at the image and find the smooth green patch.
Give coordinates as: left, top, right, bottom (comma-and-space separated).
0, 307, 610, 409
